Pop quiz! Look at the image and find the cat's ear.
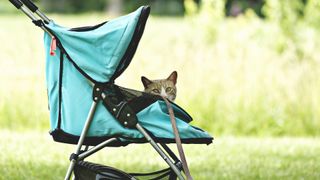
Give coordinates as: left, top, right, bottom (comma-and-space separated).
167, 71, 178, 85
141, 76, 153, 88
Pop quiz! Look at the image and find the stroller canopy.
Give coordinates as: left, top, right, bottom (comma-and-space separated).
43, 6, 213, 146
45, 6, 148, 83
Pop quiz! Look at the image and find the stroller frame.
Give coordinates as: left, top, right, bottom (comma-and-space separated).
64, 91, 184, 180
9, 0, 187, 179
64, 90, 185, 180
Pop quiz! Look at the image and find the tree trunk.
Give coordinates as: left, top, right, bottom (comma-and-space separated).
106, 0, 123, 15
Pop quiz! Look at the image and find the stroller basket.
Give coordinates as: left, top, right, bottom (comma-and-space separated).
9, 0, 213, 179
74, 161, 177, 180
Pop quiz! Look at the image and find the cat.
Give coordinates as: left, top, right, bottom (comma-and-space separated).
141, 71, 177, 101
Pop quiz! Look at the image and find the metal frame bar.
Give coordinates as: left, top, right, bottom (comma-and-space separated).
35, 9, 50, 23
136, 124, 185, 180
20, 5, 36, 20
78, 138, 118, 161
64, 101, 98, 180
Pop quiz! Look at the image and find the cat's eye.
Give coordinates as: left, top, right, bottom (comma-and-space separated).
166, 87, 172, 92
152, 89, 160, 94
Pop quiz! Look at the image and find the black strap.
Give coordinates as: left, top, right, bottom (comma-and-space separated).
129, 168, 171, 177
32, 20, 43, 27
151, 170, 173, 180
57, 51, 64, 129
129, 168, 173, 180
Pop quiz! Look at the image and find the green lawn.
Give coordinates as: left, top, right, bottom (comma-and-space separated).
0, 131, 319, 180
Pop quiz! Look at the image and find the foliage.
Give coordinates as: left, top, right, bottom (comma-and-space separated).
180, 0, 320, 136
2, 0, 185, 14
261, 0, 320, 59
0, 1, 21, 13
120, 0, 184, 15
304, 0, 320, 29
225, 0, 265, 17
187, 0, 320, 60
185, 0, 226, 43
40, 0, 107, 13
262, 0, 305, 55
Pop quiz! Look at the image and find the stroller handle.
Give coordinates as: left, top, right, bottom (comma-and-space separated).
9, 0, 51, 24
20, 0, 51, 23
20, 0, 38, 13
8, 0, 53, 36
9, 0, 23, 9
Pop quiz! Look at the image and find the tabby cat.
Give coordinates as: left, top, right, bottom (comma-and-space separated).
141, 71, 177, 101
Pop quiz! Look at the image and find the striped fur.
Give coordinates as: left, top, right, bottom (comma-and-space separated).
141, 71, 177, 101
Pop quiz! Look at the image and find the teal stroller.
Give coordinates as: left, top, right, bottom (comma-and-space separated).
9, 0, 213, 179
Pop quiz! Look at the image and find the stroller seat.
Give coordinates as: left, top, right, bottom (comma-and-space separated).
50, 84, 212, 146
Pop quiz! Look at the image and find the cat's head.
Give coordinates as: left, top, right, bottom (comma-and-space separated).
141, 71, 177, 101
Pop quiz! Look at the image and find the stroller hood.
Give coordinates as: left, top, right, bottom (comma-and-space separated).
44, 6, 150, 83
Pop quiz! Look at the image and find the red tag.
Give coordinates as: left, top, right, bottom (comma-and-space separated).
50, 37, 56, 56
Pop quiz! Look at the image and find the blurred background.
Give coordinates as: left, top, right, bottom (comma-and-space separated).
1, 0, 320, 136
0, 0, 319, 179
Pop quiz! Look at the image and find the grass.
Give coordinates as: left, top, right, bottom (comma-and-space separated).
1, 9, 320, 136
0, 131, 319, 180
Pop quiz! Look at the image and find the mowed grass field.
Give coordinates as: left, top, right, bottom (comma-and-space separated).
0, 131, 319, 180
0, 13, 320, 179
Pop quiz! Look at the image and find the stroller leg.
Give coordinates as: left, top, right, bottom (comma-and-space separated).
136, 123, 185, 180
64, 101, 98, 180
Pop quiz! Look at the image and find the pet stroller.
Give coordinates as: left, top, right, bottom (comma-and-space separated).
9, 0, 213, 179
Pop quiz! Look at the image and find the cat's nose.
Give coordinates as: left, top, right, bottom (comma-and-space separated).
160, 88, 167, 97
